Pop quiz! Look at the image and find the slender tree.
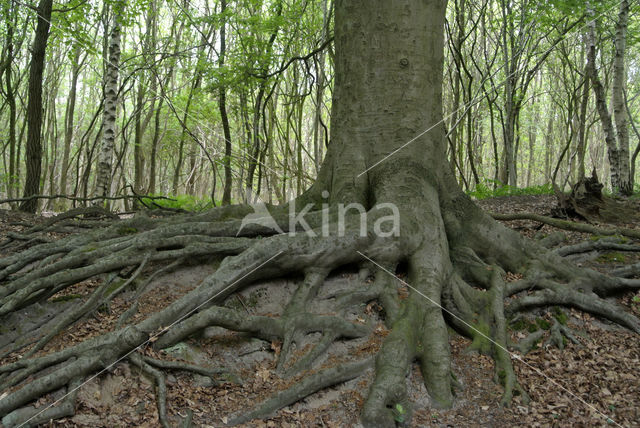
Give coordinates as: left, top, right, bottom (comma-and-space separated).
19, 0, 53, 213
95, 1, 124, 200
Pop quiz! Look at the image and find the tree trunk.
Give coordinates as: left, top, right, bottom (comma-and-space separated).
95, 3, 123, 200
611, 0, 631, 194
173, 75, 200, 195
219, 0, 233, 205
526, 76, 541, 187
586, 6, 621, 193
59, 47, 82, 207
311, 0, 329, 175
147, 96, 164, 195
133, 83, 146, 196
3, 2, 18, 202
19, 0, 53, 213
576, 63, 590, 182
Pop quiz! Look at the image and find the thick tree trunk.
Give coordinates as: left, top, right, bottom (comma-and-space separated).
95, 4, 123, 200
19, 0, 53, 213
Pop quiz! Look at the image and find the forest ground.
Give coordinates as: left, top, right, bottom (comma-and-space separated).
0, 195, 639, 427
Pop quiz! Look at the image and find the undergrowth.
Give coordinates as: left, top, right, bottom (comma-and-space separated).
467, 180, 554, 200
139, 194, 215, 212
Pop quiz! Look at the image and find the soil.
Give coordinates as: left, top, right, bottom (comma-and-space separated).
1, 195, 639, 427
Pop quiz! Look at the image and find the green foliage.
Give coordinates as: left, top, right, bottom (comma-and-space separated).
139, 194, 214, 212
117, 227, 138, 235
467, 181, 554, 200
597, 252, 627, 263
106, 279, 126, 295
510, 316, 551, 332
510, 318, 529, 331
535, 318, 551, 331
392, 403, 406, 423
50, 294, 83, 303
552, 307, 568, 325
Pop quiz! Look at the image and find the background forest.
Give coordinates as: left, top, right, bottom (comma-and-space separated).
0, 0, 639, 211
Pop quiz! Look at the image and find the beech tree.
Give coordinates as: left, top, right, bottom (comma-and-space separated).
1, 1, 640, 427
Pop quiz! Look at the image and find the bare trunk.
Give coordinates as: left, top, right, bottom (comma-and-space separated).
59, 48, 81, 205
576, 63, 590, 182
4, 5, 17, 202
586, 6, 621, 193
220, 0, 233, 205
612, 0, 631, 194
20, 0, 53, 213
95, 4, 123, 200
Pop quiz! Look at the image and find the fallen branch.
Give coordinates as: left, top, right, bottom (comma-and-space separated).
555, 238, 640, 257
491, 212, 640, 240
0, 192, 177, 206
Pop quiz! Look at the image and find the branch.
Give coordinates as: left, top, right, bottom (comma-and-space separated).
491, 212, 640, 240
0, 191, 176, 206
249, 37, 334, 80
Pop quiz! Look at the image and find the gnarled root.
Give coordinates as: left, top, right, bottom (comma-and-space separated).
1, 190, 639, 427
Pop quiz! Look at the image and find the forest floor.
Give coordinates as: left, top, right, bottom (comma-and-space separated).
1, 194, 639, 427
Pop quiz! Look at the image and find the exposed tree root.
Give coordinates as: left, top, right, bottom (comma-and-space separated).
555, 236, 640, 257
129, 352, 170, 428
1, 377, 82, 428
228, 358, 373, 426
0, 190, 639, 427
492, 212, 640, 240
141, 355, 239, 384
612, 262, 640, 278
